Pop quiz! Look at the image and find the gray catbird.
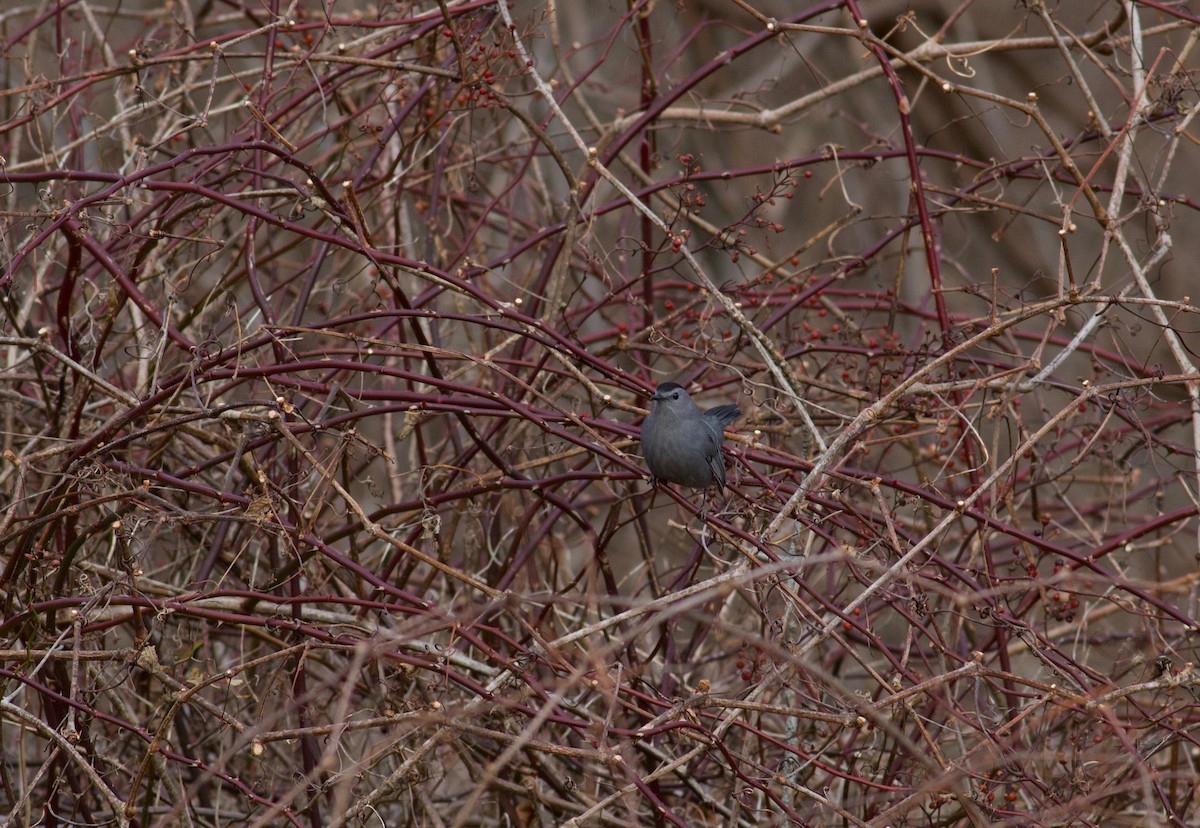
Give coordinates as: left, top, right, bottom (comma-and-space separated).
641, 382, 741, 490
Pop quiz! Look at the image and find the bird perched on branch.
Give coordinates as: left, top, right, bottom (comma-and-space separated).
641, 382, 741, 491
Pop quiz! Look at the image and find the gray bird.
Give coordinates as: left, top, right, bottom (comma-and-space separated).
641, 382, 741, 491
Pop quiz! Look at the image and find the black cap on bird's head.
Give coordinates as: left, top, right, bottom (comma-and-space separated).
651, 381, 687, 401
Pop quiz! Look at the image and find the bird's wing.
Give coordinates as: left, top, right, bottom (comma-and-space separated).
708, 448, 726, 490
701, 426, 726, 490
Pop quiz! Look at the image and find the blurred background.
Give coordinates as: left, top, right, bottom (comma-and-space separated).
1, 1, 1198, 825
